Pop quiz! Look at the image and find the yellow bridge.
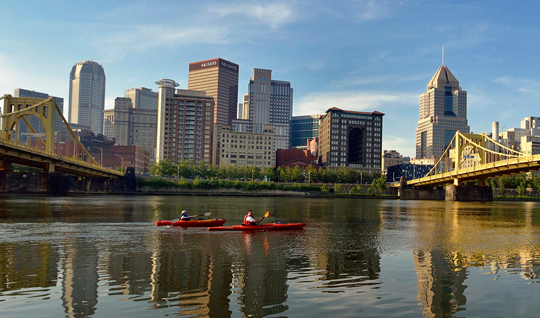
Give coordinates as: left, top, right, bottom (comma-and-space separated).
404, 131, 540, 187
0, 94, 123, 178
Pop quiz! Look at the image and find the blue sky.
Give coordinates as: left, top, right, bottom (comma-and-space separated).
1, 0, 539, 157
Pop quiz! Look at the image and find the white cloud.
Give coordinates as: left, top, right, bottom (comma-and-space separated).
294, 91, 417, 116
383, 135, 415, 158
371, 51, 388, 62
330, 74, 427, 89
208, 3, 296, 28
494, 76, 540, 94
97, 25, 230, 62
355, 1, 391, 21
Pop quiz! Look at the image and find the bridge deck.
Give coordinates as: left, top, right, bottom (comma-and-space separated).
0, 138, 124, 178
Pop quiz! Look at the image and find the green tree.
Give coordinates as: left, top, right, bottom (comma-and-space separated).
333, 183, 343, 193
368, 174, 387, 194
517, 179, 528, 196
150, 159, 175, 177
290, 166, 304, 182
263, 167, 277, 181
305, 164, 318, 183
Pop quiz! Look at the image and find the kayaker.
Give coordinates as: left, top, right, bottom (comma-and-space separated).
243, 210, 260, 226
180, 210, 191, 221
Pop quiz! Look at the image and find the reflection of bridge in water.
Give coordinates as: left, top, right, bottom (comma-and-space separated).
0, 95, 125, 193
395, 131, 540, 201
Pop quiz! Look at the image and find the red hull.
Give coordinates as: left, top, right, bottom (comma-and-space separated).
156, 218, 226, 227
207, 222, 306, 231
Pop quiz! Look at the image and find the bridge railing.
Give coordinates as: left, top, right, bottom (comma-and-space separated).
0, 137, 122, 176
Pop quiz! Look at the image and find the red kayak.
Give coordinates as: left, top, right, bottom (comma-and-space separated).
156, 218, 226, 227
207, 222, 306, 231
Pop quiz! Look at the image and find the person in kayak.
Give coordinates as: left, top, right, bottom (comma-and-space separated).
180, 210, 192, 221
243, 210, 261, 226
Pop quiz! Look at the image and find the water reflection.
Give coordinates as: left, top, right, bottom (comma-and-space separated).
0, 196, 540, 317
62, 241, 99, 317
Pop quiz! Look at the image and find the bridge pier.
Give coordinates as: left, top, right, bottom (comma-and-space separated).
445, 185, 493, 201
398, 178, 445, 200
0, 171, 69, 194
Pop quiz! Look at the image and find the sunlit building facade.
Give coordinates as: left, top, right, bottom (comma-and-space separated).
188, 58, 239, 125
125, 87, 158, 110
103, 97, 157, 160
156, 79, 214, 164
416, 64, 469, 160
213, 124, 274, 168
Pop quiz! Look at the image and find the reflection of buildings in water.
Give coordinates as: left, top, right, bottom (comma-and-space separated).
451, 250, 540, 280
106, 251, 153, 296
61, 242, 99, 318
414, 250, 467, 318
148, 232, 234, 317
233, 233, 289, 318
0, 243, 59, 292
410, 202, 540, 317
302, 205, 382, 291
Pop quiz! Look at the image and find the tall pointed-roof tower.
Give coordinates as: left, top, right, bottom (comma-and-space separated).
416, 50, 469, 160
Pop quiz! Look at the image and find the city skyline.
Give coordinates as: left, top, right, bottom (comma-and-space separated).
2, 1, 540, 157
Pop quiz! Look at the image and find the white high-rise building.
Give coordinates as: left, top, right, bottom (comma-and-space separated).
68, 60, 106, 134
416, 63, 469, 160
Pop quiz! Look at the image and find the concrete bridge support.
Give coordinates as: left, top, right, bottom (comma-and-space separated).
398, 177, 493, 201
0, 171, 70, 194
398, 186, 446, 200
445, 185, 493, 201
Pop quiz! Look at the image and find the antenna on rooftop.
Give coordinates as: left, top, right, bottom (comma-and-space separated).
442, 46, 445, 66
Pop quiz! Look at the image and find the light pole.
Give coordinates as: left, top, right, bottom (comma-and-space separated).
95, 147, 103, 165
115, 154, 124, 172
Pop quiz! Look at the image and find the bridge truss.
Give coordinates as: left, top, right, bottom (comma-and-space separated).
408, 131, 540, 187
0, 94, 123, 177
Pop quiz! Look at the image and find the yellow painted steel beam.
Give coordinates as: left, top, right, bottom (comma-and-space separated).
0, 139, 123, 178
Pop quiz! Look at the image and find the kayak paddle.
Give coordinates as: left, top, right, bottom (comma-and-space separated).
171, 212, 212, 223
256, 211, 270, 225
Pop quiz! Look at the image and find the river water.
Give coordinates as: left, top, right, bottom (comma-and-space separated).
1, 195, 540, 317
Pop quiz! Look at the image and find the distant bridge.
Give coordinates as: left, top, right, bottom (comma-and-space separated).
394, 131, 540, 201
0, 94, 123, 187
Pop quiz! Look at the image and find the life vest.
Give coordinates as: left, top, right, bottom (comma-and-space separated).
181, 213, 190, 220
243, 215, 250, 225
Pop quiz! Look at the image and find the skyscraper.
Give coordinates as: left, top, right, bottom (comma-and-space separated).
416, 63, 469, 160
156, 79, 214, 164
319, 107, 384, 174
125, 87, 158, 110
103, 97, 158, 160
244, 69, 293, 162
68, 60, 106, 134
13, 88, 65, 141
270, 80, 293, 150
290, 115, 320, 148
188, 58, 239, 125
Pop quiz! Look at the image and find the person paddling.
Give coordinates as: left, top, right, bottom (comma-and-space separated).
180, 210, 194, 221
243, 210, 261, 226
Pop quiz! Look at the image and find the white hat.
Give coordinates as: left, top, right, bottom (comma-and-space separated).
182, 210, 187, 213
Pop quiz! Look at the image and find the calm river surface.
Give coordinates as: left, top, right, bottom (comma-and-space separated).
1, 195, 540, 317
